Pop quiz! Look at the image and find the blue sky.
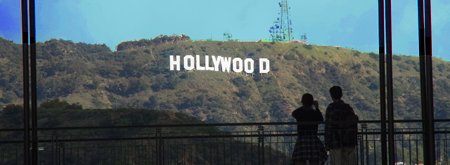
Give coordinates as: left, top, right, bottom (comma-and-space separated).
1, 0, 449, 60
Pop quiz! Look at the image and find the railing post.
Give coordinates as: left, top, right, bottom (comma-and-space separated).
51, 134, 57, 165
359, 124, 365, 165
258, 125, 265, 165
363, 123, 369, 165
156, 127, 163, 165
61, 143, 65, 165
56, 139, 61, 165
53, 134, 61, 165
444, 128, 448, 163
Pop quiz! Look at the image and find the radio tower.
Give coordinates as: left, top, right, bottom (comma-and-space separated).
269, 0, 294, 42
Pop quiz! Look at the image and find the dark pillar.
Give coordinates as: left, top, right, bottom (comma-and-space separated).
29, 0, 38, 164
21, 0, 30, 164
385, 0, 395, 164
378, 0, 387, 164
422, 0, 436, 165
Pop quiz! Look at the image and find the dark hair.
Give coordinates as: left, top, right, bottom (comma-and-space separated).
301, 93, 314, 106
329, 86, 343, 99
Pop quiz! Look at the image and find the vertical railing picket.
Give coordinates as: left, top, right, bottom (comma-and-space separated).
363, 123, 369, 165
373, 136, 377, 165
156, 127, 163, 165
258, 125, 265, 165
409, 133, 413, 165
445, 128, 449, 165
401, 133, 405, 163
415, 134, 420, 164
358, 127, 364, 165
51, 134, 54, 165
61, 143, 65, 165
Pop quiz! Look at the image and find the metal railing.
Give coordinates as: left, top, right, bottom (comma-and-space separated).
2, 121, 450, 165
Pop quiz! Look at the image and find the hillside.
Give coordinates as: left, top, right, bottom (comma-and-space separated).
1, 36, 450, 123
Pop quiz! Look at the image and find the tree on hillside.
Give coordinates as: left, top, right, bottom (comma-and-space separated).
39, 99, 82, 111
2, 104, 23, 112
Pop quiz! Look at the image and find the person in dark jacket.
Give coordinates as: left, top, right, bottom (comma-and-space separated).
291, 93, 327, 165
324, 86, 358, 165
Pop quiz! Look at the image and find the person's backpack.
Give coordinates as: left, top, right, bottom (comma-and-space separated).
334, 103, 359, 147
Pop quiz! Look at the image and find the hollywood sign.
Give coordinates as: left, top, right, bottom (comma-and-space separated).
169, 55, 270, 74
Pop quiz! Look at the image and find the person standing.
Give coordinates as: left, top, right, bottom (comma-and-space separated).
291, 93, 328, 165
324, 86, 359, 165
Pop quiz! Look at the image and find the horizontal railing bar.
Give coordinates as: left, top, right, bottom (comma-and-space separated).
2, 130, 450, 143
1, 119, 450, 132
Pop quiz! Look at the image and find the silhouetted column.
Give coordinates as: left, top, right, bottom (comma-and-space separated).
425, 2, 435, 163
21, 0, 30, 164
378, 0, 388, 164
385, 0, 395, 164
29, 0, 38, 164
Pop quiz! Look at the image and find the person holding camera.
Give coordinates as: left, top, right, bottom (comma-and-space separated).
291, 93, 328, 165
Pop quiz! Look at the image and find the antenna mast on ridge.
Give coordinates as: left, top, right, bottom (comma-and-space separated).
269, 0, 294, 42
